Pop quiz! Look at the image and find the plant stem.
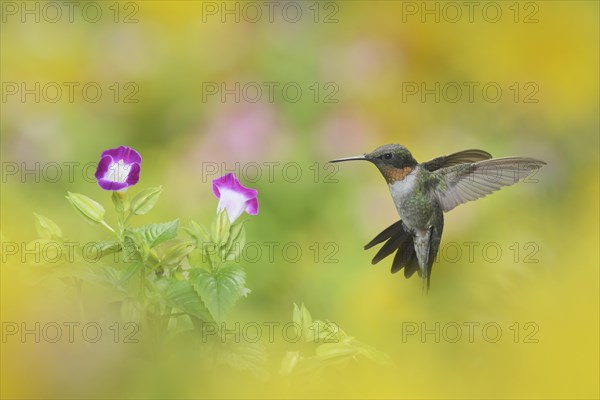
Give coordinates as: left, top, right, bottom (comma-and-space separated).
100, 220, 116, 234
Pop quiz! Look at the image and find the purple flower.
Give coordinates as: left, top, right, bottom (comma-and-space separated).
94, 146, 142, 191
212, 173, 258, 223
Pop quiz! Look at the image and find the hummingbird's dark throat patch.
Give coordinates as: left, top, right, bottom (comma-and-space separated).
382, 166, 412, 184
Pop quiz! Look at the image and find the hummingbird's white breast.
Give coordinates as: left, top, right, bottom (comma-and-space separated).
387, 166, 432, 233
388, 168, 417, 212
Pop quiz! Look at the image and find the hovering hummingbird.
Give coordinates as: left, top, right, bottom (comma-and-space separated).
330, 144, 545, 292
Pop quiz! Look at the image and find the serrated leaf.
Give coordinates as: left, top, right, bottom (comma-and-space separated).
216, 341, 268, 379
129, 219, 179, 248
190, 263, 248, 323
162, 279, 212, 321
66, 192, 105, 223
130, 186, 163, 215
33, 213, 63, 240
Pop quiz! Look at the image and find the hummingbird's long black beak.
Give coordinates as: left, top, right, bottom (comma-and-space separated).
329, 155, 367, 163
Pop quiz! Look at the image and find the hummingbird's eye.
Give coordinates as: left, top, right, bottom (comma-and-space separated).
383, 153, 393, 160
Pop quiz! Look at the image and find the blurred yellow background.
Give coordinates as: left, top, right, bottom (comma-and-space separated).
1, 1, 598, 398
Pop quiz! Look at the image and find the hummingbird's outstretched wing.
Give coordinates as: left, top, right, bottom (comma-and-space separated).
422, 149, 492, 171
433, 157, 546, 212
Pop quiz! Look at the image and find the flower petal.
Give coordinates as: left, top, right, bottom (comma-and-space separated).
212, 173, 258, 222
95, 146, 142, 191
245, 197, 258, 215
212, 173, 258, 200
217, 189, 247, 223
94, 155, 113, 181
126, 163, 141, 186
97, 179, 129, 191
101, 146, 142, 164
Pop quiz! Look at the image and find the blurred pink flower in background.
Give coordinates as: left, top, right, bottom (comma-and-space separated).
316, 109, 378, 160
189, 102, 286, 164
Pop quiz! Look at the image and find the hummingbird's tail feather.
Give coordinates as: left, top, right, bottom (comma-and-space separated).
392, 232, 418, 275
426, 213, 444, 291
371, 227, 409, 264
367, 220, 420, 277
367, 215, 443, 292
364, 220, 404, 250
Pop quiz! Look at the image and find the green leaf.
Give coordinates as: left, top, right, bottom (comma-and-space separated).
216, 341, 268, 379
223, 222, 246, 261
123, 231, 148, 264
280, 351, 301, 376
111, 191, 129, 214
33, 213, 63, 240
187, 249, 208, 269
292, 303, 315, 342
190, 263, 249, 323
315, 342, 357, 361
93, 240, 121, 258
162, 242, 194, 267
128, 219, 179, 248
162, 279, 213, 321
312, 320, 345, 342
119, 263, 143, 285
78, 264, 128, 296
211, 210, 230, 245
184, 219, 211, 247
66, 192, 105, 223
130, 186, 163, 215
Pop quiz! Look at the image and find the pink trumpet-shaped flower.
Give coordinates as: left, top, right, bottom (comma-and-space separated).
212, 173, 258, 223
94, 146, 142, 191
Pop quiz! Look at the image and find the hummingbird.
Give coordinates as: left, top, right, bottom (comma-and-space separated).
330, 144, 545, 292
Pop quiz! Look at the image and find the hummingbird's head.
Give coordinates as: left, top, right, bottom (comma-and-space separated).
330, 144, 418, 184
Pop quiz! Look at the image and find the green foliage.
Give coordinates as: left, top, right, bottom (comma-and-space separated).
190, 263, 250, 323
128, 219, 179, 248
93, 240, 121, 259
280, 304, 391, 377
29, 172, 385, 385
161, 279, 213, 321
130, 186, 163, 215
32, 184, 255, 358
223, 220, 246, 261
65, 192, 106, 224
161, 242, 194, 267
211, 209, 231, 244
33, 213, 63, 240
184, 218, 211, 246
